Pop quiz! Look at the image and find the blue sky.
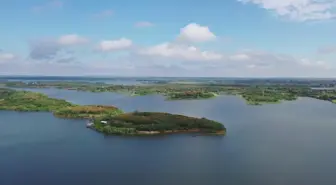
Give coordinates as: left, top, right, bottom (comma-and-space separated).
1, 0, 336, 77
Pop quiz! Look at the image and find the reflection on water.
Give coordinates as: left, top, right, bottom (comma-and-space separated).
1, 88, 336, 185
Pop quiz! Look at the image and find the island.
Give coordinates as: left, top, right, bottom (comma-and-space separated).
92, 111, 225, 136
0, 88, 226, 136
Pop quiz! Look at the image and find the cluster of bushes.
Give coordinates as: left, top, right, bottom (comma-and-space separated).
168, 91, 216, 100
241, 87, 299, 104
243, 94, 280, 103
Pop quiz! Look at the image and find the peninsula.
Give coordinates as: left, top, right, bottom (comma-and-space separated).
0, 88, 226, 136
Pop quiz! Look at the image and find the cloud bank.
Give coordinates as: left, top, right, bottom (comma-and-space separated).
1, 23, 334, 77
238, 0, 336, 21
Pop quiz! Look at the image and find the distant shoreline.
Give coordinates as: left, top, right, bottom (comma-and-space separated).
2, 79, 336, 105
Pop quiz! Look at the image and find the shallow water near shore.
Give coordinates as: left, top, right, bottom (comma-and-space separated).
1, 88, 336, 185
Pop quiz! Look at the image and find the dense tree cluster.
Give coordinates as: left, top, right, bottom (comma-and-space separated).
168, 91, 216, 100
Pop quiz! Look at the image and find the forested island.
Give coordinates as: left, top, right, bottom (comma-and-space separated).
0, 88, 226, 136
93, 111, 225, 136
3, 80, 336, 105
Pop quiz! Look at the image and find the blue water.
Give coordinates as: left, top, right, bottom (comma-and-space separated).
1, 88, 336, 185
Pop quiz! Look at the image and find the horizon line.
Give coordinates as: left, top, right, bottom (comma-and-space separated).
0, 75, 336, 79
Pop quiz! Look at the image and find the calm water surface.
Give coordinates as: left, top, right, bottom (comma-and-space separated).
1, 88, 336, 185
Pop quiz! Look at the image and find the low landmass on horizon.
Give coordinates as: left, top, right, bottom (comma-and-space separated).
2, 78, 336, 105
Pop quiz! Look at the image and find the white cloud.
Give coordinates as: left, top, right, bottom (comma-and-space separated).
2, 21, 335, 77
32, 0, 63, 13
93, 10, 113, 18
229, 54, 251, 61
246, 64, 257, 68
57, 34, 88, 46
28, 35, 87, 62
135, 23, 220, 61
0, 53, 16, 61
98, 38, 133, 52
228, 51, 333, 74
1, 49, 335, 77
135, 21, 154, 28
138, 43, 223, 61
178, 23, 216, 42
2, 53, 334, 77
299, 58, 330, 69
318, 46, 336, 54
238, 0, 336, 21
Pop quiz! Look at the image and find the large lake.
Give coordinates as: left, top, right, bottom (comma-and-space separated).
1, 88, 336, 185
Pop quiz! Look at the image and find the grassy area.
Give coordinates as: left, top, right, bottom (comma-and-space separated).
54, 105, 124, 119
93, 111, 226, 136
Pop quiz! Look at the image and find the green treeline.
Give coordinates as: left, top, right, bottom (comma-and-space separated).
168, 91, 216, 100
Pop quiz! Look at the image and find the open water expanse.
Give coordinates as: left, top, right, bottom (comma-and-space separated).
1, 87, 336, 185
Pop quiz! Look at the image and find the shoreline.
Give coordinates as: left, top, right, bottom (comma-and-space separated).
88, 126, 226, 136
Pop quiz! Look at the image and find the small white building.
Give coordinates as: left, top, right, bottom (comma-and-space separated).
101, 121, 108, 124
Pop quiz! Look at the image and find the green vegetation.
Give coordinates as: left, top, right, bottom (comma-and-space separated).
0, 88, 72, 112
93, 111, 226, 136
167, 91, 217, 100
4, 80, 336, 105
5, 81, 224, 100
241, 87, 297, 105
130, 89, 155, 96
0, 88, 226, 136
54, 105, 124, 119
0, 88, 123, 119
